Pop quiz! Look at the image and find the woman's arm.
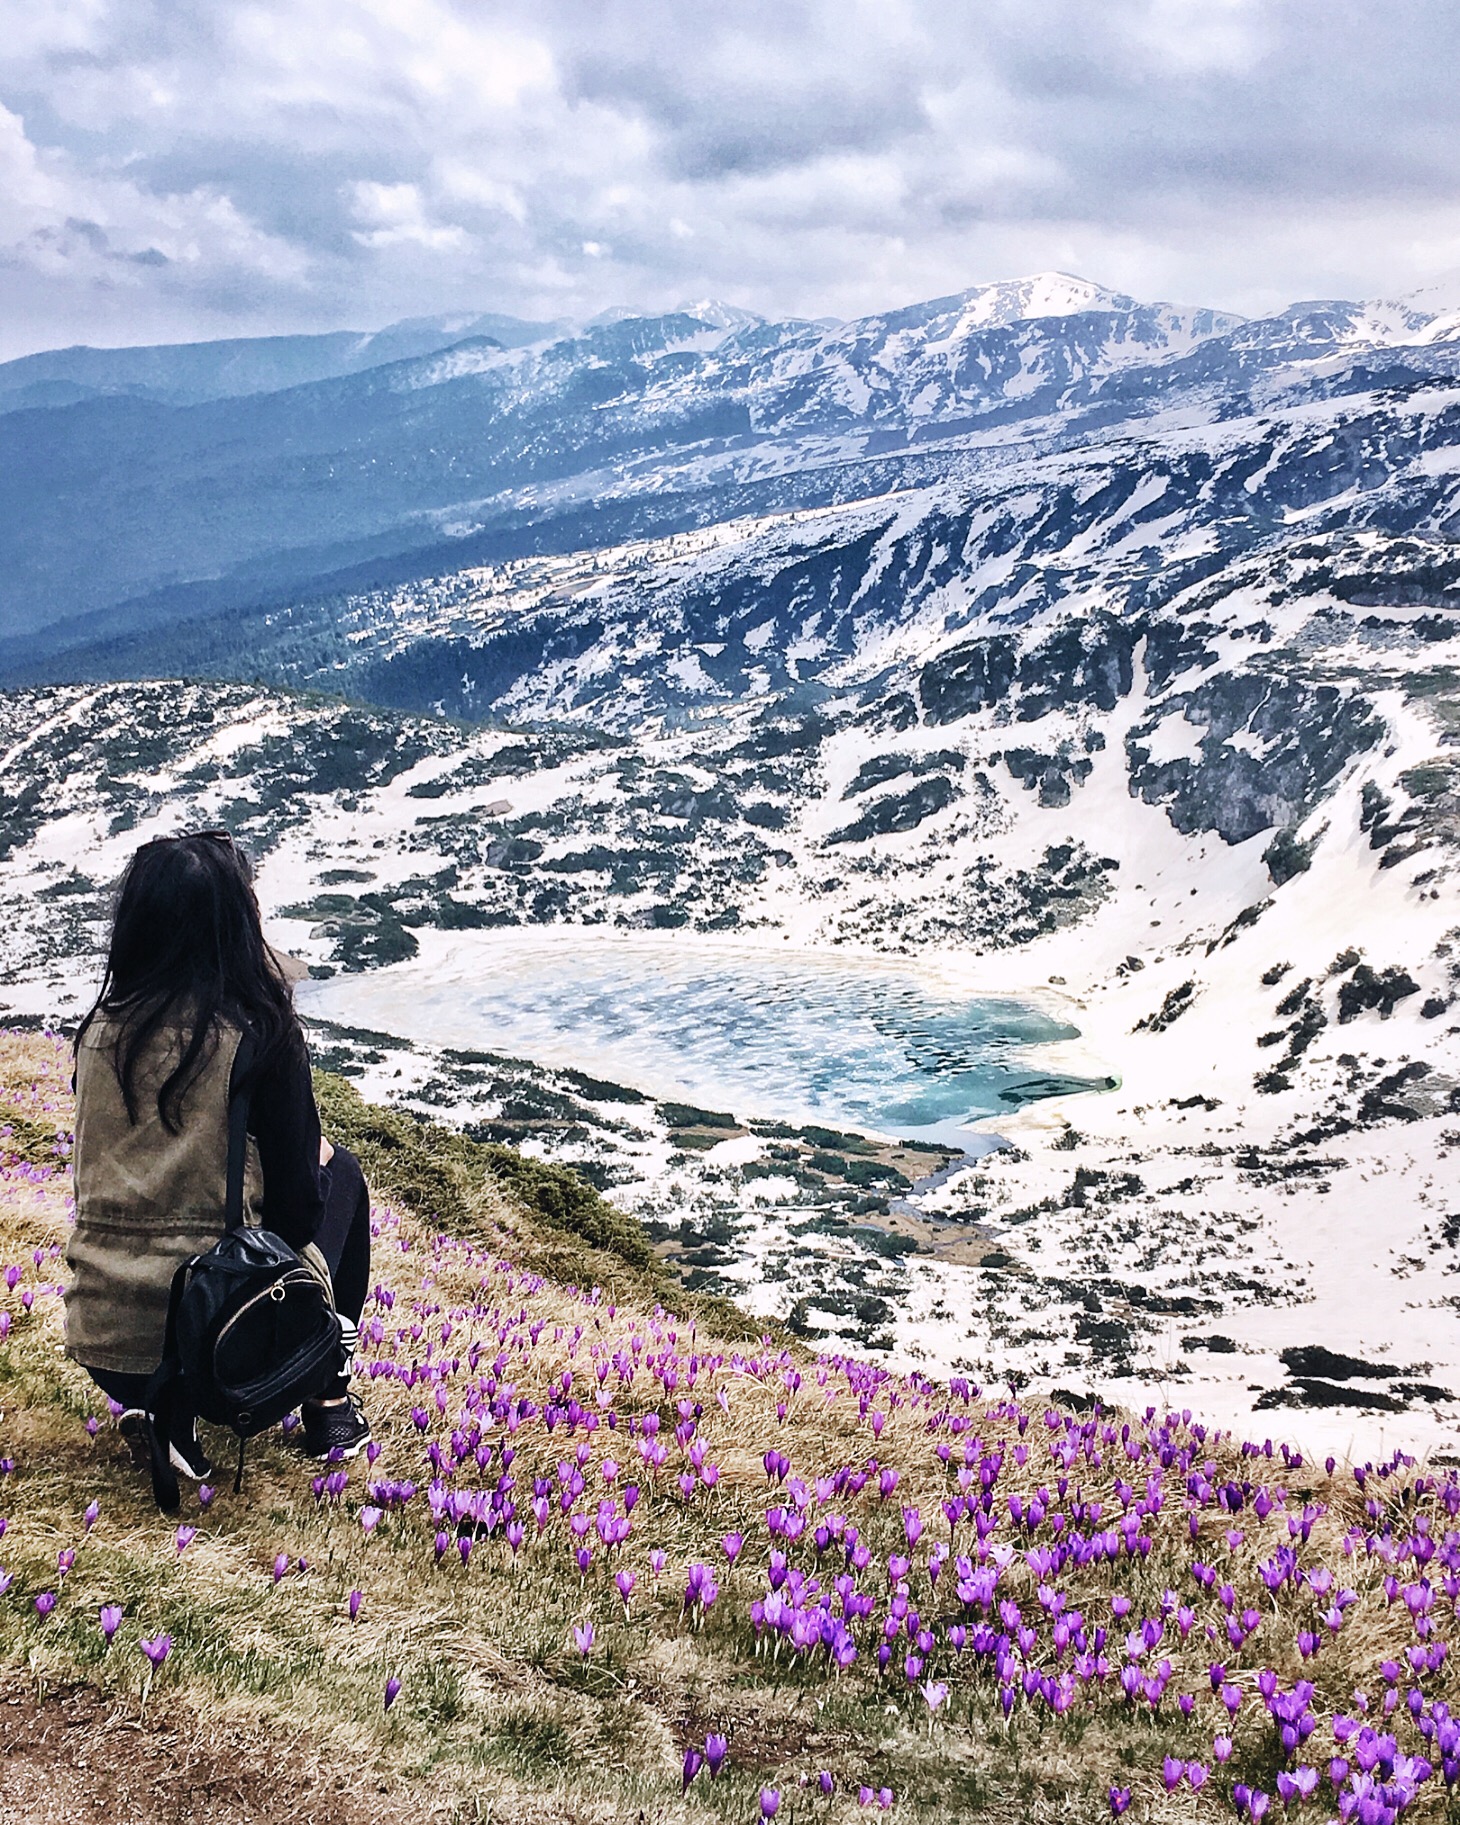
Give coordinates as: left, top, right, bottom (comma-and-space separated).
245, 1026, 327, 1250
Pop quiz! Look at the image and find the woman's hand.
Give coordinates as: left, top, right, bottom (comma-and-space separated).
319, 1136, 335, 1166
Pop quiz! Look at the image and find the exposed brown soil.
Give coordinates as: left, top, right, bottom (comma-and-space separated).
0, 1677, 410, 1825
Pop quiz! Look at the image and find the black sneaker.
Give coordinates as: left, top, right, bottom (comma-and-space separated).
168, 1422, 213, 1481
118, 1408, 212, 1480
118, 1408, 151, 1472
302, 1392, 370, 1460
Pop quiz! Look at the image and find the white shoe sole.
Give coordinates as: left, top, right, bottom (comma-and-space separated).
168, 1441, 213, 1480
306, 1434, 369, 1461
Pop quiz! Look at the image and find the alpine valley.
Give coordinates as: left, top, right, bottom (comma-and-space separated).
4, 271, 1460, 1456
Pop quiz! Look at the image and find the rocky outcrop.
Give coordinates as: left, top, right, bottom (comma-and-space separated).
1127, 672, 1381, 843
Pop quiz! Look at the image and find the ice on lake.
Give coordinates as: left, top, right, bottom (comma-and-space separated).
302, 930, 1111, 1142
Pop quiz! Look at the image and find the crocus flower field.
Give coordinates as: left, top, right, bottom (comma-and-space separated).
1, 1028, 1457, 1823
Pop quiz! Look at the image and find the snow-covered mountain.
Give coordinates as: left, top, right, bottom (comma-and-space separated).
3, 271, 1460, 1449
7, 268, 1459, 650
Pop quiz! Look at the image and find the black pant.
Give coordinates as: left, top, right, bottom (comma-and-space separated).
85, 1146, 372, 1412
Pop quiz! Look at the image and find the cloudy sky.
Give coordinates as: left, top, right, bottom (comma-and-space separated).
1, 0, 1457, 358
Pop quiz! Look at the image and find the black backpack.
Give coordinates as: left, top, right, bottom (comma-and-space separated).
143, 1039, 347, 1511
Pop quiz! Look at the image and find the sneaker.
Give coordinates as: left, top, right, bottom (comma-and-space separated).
167, 1422, 213, 1481
118, 1408, 212, 1480
118, 1408, 151, 1472
301, 1392, 370, 1460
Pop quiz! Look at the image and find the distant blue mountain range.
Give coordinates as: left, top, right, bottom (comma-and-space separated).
0, 272, 1456, 680
0, 310, 558, 413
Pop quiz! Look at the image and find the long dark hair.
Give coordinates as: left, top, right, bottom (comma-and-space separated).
78, 831, 297, 1130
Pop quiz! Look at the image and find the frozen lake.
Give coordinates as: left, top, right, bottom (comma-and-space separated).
300, 929, 1111, 1143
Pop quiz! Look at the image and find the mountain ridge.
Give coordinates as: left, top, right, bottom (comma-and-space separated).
6, 270, 1456, 648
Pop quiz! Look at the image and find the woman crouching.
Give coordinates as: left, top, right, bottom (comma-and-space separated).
65, 830, 371, 1477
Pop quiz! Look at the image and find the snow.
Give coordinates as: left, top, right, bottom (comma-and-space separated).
1133, 711, 1206, 767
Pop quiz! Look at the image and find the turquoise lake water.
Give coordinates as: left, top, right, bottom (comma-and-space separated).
305, 932, 1111, 1142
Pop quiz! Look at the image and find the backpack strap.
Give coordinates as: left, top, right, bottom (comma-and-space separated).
224, 1032, 258, 1233
141, 1261, 191, 1513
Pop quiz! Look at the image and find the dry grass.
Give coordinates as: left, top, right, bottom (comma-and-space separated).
0, 1030, 1456, 1823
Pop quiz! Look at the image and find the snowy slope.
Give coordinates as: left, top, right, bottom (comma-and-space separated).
2, 599, 1458, 1454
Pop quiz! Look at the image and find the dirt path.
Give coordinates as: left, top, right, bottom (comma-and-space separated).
0, 1678, 403, 1825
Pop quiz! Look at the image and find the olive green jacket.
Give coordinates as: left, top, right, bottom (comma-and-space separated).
65, 1015, 265, 1375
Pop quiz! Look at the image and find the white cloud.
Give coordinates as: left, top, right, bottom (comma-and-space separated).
0, 1, 1457, 355
1124, 0, 1269, 76
0, 100, 310, 291
349, 180, 468, 252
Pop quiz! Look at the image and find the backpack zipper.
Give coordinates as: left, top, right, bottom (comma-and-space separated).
213, 1269, 329, 1374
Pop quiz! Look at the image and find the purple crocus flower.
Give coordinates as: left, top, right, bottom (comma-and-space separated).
682, 1748, 704, 1792
818, 1771, 835, 1795
83, 1501, 99, 1530
175, 1526, 196, 1554
198, 1485, 215, 1509
1276, 1767, 1319, 1805
99, 1603, 123, 1641
359, 1506, 383, 1534
384, 1675, 401, 1711
684, 1563, 718, 1612
721, 1531, 744, 1564
140, 1633, 171, 1667
760, 1790, 780, 1820
1108, 1789, 1131, 1816
705, 1733, 728, 1776
572, 1622, 594, 1655
272, 1552, 289, 1584
56, 1549, 76, 1578
34, 1591, 56, 1618
348, 1589, 362, 1622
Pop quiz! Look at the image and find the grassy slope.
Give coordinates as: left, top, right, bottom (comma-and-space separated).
0, 1029, 1456, 1824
